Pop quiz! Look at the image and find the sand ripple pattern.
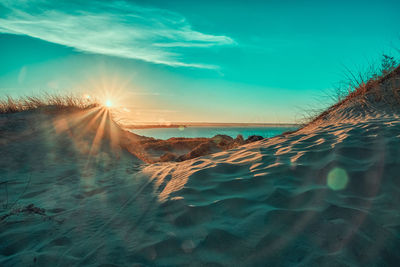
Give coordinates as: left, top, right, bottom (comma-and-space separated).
2, 116, 400, 266
142, 117, 400, 266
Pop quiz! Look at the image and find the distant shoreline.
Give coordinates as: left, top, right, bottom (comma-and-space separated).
125, 122, 300, 129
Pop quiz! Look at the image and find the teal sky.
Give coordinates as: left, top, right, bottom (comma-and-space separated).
0, 0, 399, 123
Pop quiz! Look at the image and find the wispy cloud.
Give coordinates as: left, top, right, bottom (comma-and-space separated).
0, 0, 235, 68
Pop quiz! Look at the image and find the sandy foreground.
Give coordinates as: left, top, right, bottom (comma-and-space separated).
1, 68, 400, 266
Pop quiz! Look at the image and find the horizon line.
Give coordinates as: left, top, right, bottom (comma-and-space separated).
123, 122, 300, 129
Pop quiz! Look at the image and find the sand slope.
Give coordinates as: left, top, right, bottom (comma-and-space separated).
141, 113, 400, 266
2, 67, 400, 266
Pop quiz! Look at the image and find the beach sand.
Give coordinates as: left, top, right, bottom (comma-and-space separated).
1, 66, 400, 266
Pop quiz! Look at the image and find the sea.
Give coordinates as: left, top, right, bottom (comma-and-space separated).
129, 126, 298, 140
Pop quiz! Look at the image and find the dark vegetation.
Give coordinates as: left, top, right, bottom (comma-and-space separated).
335, 54, 398, 102
0, 173, 53, 223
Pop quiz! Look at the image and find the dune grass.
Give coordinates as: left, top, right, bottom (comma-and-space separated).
0, 94, 100, 114
306, 54, 400, 124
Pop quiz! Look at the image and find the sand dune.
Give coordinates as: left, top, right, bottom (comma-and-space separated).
142, 114, 400, 266
1, 66, 400, 266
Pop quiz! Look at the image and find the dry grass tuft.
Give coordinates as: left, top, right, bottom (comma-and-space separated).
306, 55, 400, 125
0, 94, 99, 114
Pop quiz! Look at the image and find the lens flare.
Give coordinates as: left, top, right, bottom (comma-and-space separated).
327, 167, 349, 190
105, 100, 112, 108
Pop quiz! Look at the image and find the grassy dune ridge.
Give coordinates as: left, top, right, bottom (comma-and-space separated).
307, 57, 399, 126
0, 94, 99, 114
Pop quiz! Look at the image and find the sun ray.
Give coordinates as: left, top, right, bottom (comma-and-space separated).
107, 111, 120, 153
74, 108, 107, 141
88, 108, 109, 156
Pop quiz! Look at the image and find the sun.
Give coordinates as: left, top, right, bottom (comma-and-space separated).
105, 99, 113, 108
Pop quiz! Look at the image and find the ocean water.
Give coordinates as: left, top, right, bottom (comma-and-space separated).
130, 126, 297, 140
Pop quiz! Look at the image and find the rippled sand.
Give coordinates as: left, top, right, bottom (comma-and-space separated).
2, 108, 400, 266
142, 115, 400, 266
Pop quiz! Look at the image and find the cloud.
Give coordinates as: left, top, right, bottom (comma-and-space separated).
0, 0, 235, 68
